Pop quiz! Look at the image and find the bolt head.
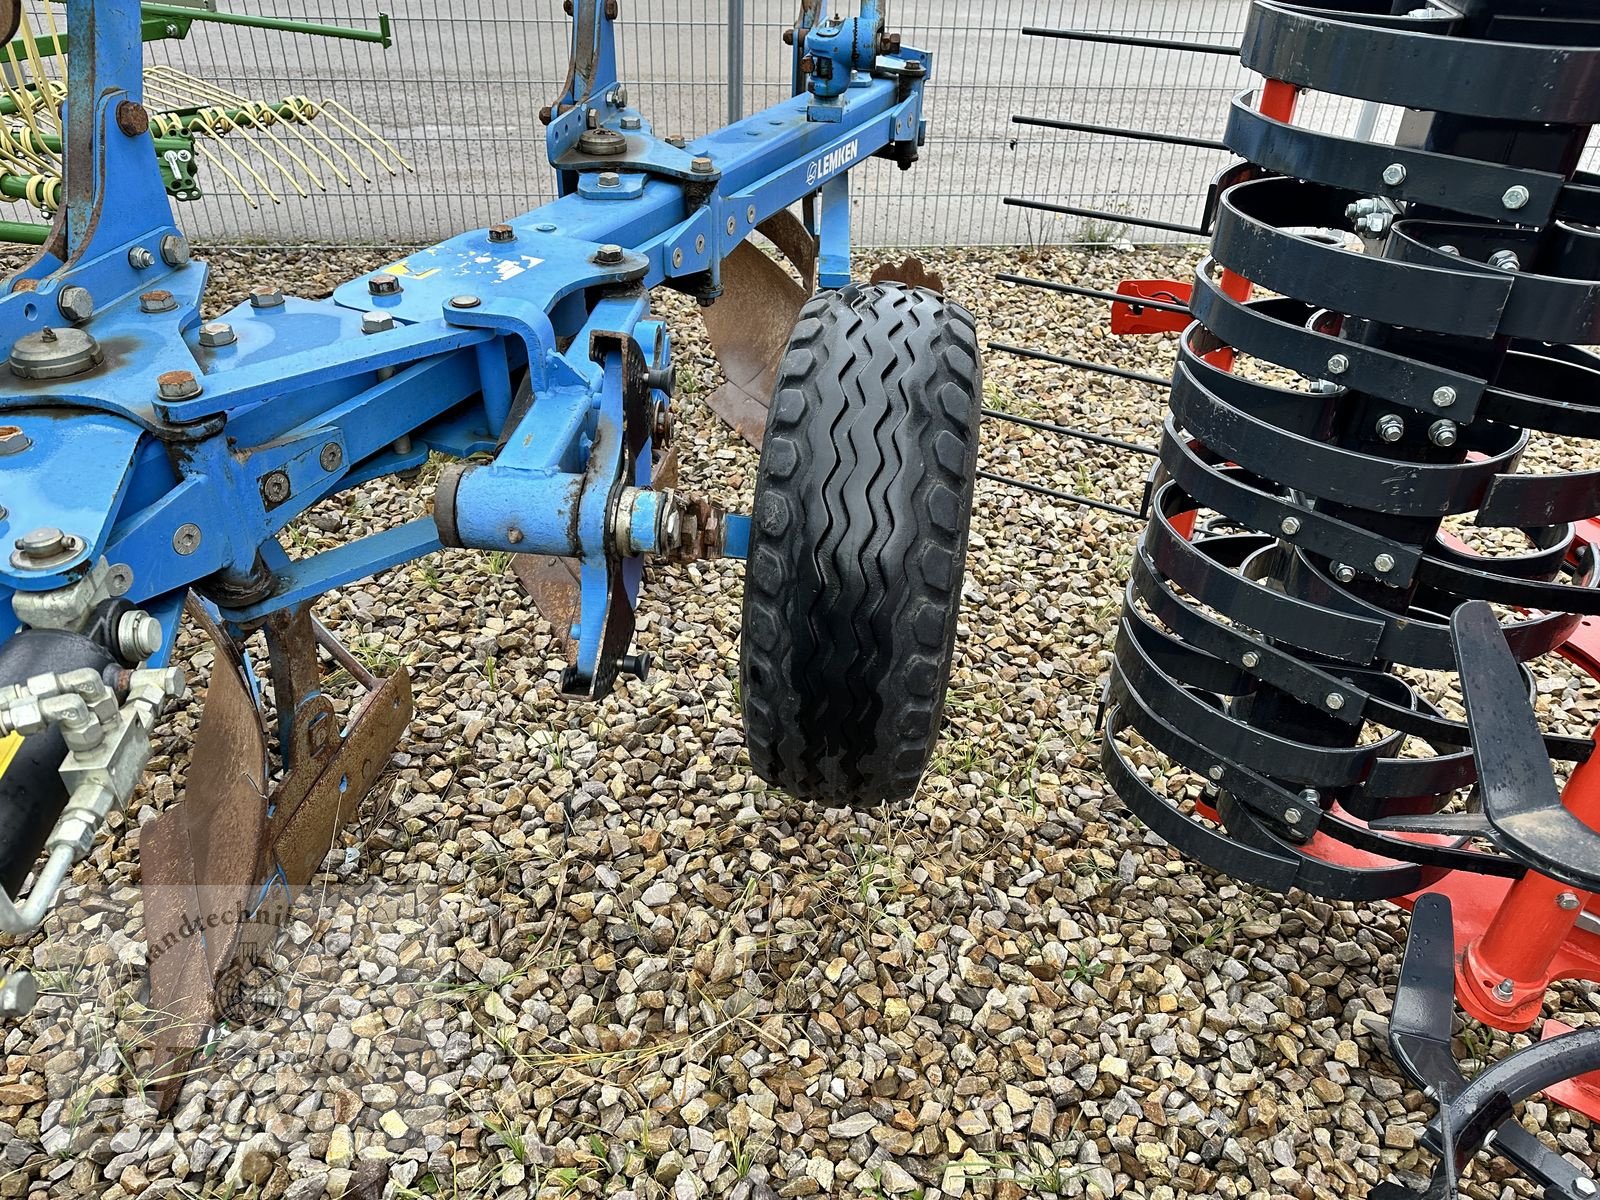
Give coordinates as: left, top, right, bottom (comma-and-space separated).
56, 285, 94, 324
361, 311, 395, 335
1432, 386, 1457, 408
140, 289, 177, 313
620, 115, 642, 131
1428, 420, 1458, 448
1333, 564, 1356, 584
368, 275, 402, 296
1382, 163, 1407, 186
1574, 1179, 1597, 1199
262, 471, 291, 503
1284, 808, 1302, 825
1377, 415, 1405, 442
157, 369, 201, 401
1489, 249, 1521, 272
319, 442, 344, 472
14, 526, 67, 560
1374, 554, 1397, 573
160, 234, 191, 267
1207, 766, 1224, 782
1494, 978, 1516, 1000
198, 321, 236, 348
249, 285, 285, 310
691, 155, 714, 174
1327, 354, 1350, 375
595, 244, 625, 265
117, 611, 163, 661
172, 523, 202, 555
449, 294, 482, 309
597, 171, 621, 188
1558, 891, 1582, 911
1502, 185, 1530, 210
488, 223, 516, 243
1242, 652, 1260, 669
1280, 517, 1301, 536
128, 246, 156, 270
1325, 692, 1346, 711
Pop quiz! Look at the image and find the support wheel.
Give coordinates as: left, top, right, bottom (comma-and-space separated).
740, 282, 982, 807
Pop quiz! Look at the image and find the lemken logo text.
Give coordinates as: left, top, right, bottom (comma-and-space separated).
806, 138, 860, 185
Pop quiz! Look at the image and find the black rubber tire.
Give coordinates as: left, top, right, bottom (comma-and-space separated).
740, 282, 982, 807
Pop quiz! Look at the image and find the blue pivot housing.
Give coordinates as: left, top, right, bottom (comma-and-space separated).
0, 0, 931, 699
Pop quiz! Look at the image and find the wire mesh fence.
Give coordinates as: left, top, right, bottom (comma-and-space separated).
128, 1, 1257, 248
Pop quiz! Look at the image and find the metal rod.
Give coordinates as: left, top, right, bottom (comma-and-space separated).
1021, 26, 1241, 55
977, 470, 1141, 519
311, 616, 380, 692
997, 273, 1191, 314
1011, 114, 1229, 153
1004, 197, 1207, 239
139, 3, 393, 46
988, 341, 1173, 389
982, 407, 1158, 457
727, 0, 746, 124
0, 219, 49, 244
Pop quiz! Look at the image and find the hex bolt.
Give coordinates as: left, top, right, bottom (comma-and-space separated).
198, 322, 236, 348
14, 527, 68, 561
598, 171, 621, 188
1358, 212, 1392, 237
1432, 386, 1457, 408
1438, 244, 1461, 256
56, 285, 94, 324
1325, 692, 1346, 711
488, 224, 516, 243
140, 289, 177, 313
620, 115, 642, 131
362, 312, 395, 335
1332, 563, 1357, 584
1489, 249, 1521, 272
1374, 553, 1397, 574
1428, 420, 1459, 448
1381, 163, 1407, 186
1376, 414, 1405, 442
160, 234, 191, 267
449, 295, 482, 309
1502, 185, 1531, 211
319, 443, 344, 472
1327, 354, 1350, 375
1559, 892, 1581, 911
368, 275, 403, 296
0, 426, 28, 456
1300, 789, 1320, 805
116, 610, 163, 662
1279, 516, 1301, 536
1207, 766, 1224, 782
172, 523, 202, 555
157, 369, 201, 401
128, 246, 156, 270
249, 285, 285, 310
262, 471, 292, 504
1284, 808, 1303, 826
691, 155, 715, 174
594, 244, 625, 265
1242, 652, 1260, 669
1575, 1180, 1597, 1199
1494, 978, 1516, 1001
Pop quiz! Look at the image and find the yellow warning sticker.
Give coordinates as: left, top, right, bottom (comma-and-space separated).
0, 732, 20, 780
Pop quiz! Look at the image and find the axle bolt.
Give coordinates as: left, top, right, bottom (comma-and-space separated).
594, 244, 625, 265
691, 154, 715, 174
1493, 978, 1516, 1001
1381, 163, 1407, 186
1241, 652, 1260, 669
160, 234, 191, 267
1432, 386, 1457, 408
488, 223, 516, 243
157, 369, 201, 401
362, 312, 395, 334
369, 275, 403, 296
1559, 892, 1581, 911
198, 322, 236, 348
1326, 354, 1350, 375
116, 611, 163, 662
128, 246, 156, 270
56, 285, 94, 324
1325, 692, 1346, 711
140, 289, 177, 313
1489, 249, 1521, 272
1374, 553, 1397, 574
249, 285, 285, 310
1280, 516, 1301, 535
1428, 420, 1458, 448
1502, 185, 1530, 211
1332, 563, 1357, 584
1376, 414, 1405, 442
14, 527, 67, 561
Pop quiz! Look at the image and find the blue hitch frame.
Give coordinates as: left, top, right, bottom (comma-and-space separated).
0, 0, 932, 701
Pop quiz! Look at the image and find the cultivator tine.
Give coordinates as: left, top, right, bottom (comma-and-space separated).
1011, 115, 1230, 153
701, 209, 817, 447
1003, 195, 1208, 240
1022, 25, 1241, 56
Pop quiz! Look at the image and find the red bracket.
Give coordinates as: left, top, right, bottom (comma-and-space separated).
1110, 279, 1193, 335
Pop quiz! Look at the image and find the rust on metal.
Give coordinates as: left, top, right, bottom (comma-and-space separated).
869, 255, 946, 294
513, 554, 582, 653
116, 101, 150, 138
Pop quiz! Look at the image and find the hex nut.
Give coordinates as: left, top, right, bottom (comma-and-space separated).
198, 322, 237, 348
140, 289, 177, 313
157, 370, 201, 401
362, 312, 396, 334
249, 286, 285, 310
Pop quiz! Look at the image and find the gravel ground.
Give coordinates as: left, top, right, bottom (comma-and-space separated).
1, 244, 1597, 1200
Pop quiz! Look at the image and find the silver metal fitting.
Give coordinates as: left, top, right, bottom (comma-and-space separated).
116, 611, 163, 663
1373, 554, 1397, 574
157, 370, 201, 401
128, 246, 156, 270
56, 285, 94, 324
1280, 516, 1301, 536
1357, 212, 1392, 238
198, 322, 237, 348
1381, 163, 1407, 186
1428, 420, 1458, 448
140, 289, 177, 314
172, 523, 202, 555
362, 311, 396, 335
1502, 185, 1530, 211
1325, 692, 1346, 711
1493, 978, 1516, 1001
1242, 652, 1260, 669
449, 295, 482, 309
1207, 766, 1224, 782
598, 171, 621, 188
621, 115, 642, 131
1489, 249, 1521, 272
1327, 354, 1350, 376
249, 286, 286, 310
1332, 564, 1357, 584
691, 155, 715, 174
1376, 414, 1404, 443
1558, 892, 1581, 912
160, 233, 191, 267
594, 244, 625, 265
1432, 386, 1457, 408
